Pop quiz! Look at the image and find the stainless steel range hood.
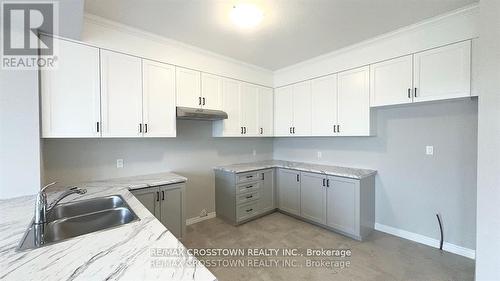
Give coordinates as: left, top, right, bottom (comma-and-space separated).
176, 107, 228, 121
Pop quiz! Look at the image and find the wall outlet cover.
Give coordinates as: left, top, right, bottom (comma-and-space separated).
116, 159, 124, 168
252, 149, 257, 156
317, 151, 322, 159
426, 146, 434, 155
200, 209, 208, 217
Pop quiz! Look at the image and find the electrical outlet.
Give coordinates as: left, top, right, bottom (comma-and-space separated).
426, 146, 434, 156
200, 209, 208, 217
116, 159, 124, 168
317, 151, 322, 159
252, 149, 257, 156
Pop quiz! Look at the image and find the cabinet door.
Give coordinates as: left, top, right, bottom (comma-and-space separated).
277, 169, 300, 216
160, 186, 184, 238
259, 169, 275, 213
41, 37, 100, 138
300, 172, 327, 224
142, 60, 176, 137
274, 86, 293, 136
176, 67, 201, 108
337, 66, 370, 136
240, 83, 259, 136
292, 81, 312, 136
311, 74, 337, 136
370, 55, 413, 107
258, 87, 274, 136
132, 187, 160, 217
216, 79, 242, 136
201, 73, 222, 110
100, 50, 143, 137
326, 177, 359, 235
413, 41, 471, 102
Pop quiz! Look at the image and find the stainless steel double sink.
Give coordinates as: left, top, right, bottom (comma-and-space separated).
18, 195, 139, 251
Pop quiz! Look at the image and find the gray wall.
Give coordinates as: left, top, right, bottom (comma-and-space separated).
476, 0, 500, 279
0, 67, 41, 199
42, 120, 274, 219
273, 99, 477, 249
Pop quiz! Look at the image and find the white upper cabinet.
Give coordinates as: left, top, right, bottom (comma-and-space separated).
258, 87, 274, 136
274, 85, 294, 136
100, 50, 143, 137
142, 60, 176, 137
41, 37, 101, 138
413, 41, 471, 102
292, 81, 312, 136
213, 78, 241, 136
311, 74, 338, 136
337, 66, 372, 136
176, 67, 201, 108
370, 55, 413, 107
201, 73, 223, 110
240, 83, 259, 136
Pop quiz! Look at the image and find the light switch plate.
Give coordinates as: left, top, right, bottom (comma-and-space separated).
116, 159, 124, 168
426, 146, 434, 155
317, 151, 322, 159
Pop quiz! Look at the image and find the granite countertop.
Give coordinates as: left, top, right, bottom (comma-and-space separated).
0, 172, 216, 281
214, 160, 377, 179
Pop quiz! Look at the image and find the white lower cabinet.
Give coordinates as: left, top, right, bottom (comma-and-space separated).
215, 169, 276, 225
277, 169, 301, 216
131, 183, 186, 239
299, 172, 327, 224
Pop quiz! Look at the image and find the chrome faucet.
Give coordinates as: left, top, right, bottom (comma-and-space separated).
34, 182, 87, 225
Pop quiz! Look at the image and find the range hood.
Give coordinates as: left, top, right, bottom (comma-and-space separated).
176, 107, 228, 121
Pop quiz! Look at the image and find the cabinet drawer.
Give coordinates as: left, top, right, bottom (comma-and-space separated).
236, 190, 260, 205
236, 172, 260, 184
237, 201, 259, 222
237, 182, 260, 194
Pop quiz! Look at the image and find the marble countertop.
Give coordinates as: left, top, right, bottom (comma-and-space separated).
214, 160, 376, 179
0, 172, 216, 281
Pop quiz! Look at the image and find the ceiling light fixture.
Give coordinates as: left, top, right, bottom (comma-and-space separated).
230, 3, 263, 29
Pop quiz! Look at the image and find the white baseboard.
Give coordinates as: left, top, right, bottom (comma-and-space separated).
186, 212, 216, 226
374, 223, 475, 260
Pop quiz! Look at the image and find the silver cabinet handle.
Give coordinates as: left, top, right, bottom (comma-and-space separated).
202, 97, 206, 105
414, 87, 417, 97
333, 125, 336, 133
246, 208, 253, 212
326, 179, 330, 187
139, 123, 142, 133
96, 122, 100, 133
198, 96, 202, 105
408, 88, 411, 99
260, 128, 263, 134
162, 190, 165, 200
246, 195, 253, 199
144, 124, 148, 133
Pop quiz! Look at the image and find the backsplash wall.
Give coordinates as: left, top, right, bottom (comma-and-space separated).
42, 120, 273, 219
273, 98, 478, 250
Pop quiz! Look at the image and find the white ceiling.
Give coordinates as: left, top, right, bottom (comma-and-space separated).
84, 0, 476, 70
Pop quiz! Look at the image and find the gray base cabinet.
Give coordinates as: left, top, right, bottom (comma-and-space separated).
277, 169, 301, 216
300, 172, 327, 225
131, 183, 186, 238
215, 169, 275, 225
214, 167, 374, 240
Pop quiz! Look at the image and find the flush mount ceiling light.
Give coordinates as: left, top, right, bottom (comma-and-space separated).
230, 3, 263, 29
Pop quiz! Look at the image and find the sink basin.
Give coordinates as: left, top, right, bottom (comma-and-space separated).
44, 207, 137, 244
18, 195, 139, 251
48, 195, 126, 221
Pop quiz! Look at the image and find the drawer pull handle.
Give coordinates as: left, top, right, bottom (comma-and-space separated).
246, 175, 253, 178
246, 208, 253, 212
246, 195, 253, 199
245, 185, 253, 189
